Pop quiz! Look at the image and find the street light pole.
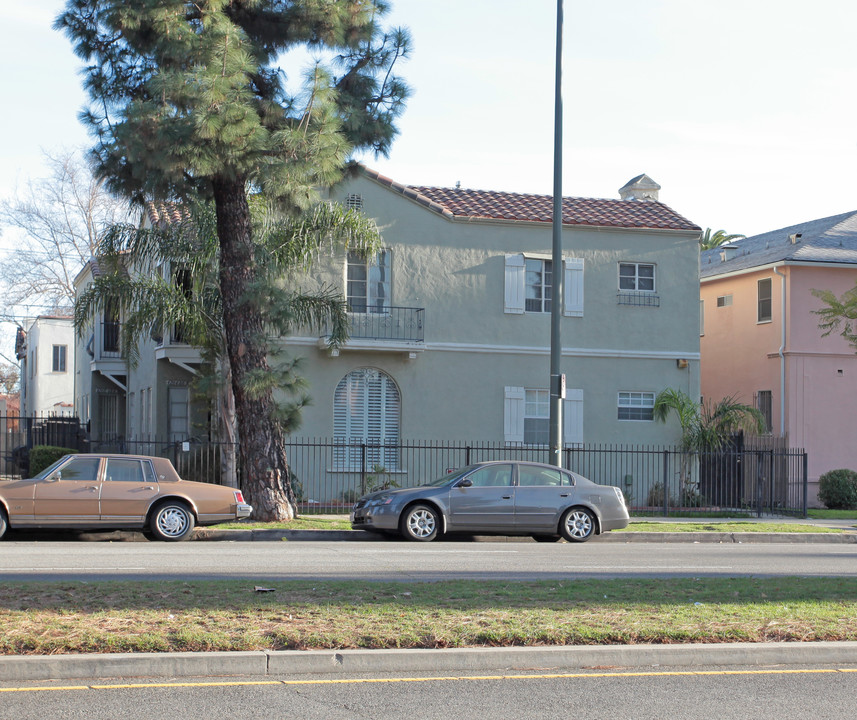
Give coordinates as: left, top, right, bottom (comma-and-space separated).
548, 0, 564, 467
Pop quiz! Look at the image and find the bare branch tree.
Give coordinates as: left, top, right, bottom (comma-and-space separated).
0, 148, 129, 312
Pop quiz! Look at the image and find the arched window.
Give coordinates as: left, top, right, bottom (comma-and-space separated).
333, 368, 401, 470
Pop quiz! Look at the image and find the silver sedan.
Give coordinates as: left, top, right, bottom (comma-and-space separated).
350, 461, 629, 542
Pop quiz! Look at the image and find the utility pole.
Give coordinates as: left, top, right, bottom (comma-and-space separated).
548, 0, 565, 467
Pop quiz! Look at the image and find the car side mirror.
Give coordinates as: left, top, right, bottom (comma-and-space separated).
47, 471, 61, 482
457, 478, 472, 488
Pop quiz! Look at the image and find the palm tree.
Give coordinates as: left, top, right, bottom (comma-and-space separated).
700, 228, 746, 251
654, 388, 765, 505
76, 199, 383, 498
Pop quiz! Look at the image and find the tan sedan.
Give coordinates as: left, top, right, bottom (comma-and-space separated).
0, 454, 251, 541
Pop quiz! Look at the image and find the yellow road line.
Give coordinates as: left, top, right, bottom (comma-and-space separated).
2, 667, 855, 693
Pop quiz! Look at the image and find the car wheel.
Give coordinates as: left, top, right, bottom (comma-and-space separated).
150, 501, 196, 542
532, 534, 562, 542
560, 507, 595, 543
0, 508, 7, 540
400, 504, 440, 542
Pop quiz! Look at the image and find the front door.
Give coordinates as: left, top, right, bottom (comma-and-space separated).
99, 457, 161, 523
33, 456, 102, 524
447, 464, 515, 531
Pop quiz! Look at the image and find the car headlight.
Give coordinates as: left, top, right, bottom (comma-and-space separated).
367, 494, 394, 507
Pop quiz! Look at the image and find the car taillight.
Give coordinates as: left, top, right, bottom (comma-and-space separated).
234, 491, 246, 504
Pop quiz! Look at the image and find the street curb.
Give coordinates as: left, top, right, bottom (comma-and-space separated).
3, 642, 857, 682
190, 528, 857, 544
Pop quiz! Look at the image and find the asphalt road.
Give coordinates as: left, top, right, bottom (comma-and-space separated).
2, 539, 856, 581
3, 664, 857, 719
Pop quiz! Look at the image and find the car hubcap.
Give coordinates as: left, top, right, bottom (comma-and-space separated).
566, 511, 592, 539
408, 510, 435, 538
158, 508, 188, 537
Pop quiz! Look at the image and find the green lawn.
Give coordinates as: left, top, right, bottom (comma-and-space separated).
3, 577, 857, 655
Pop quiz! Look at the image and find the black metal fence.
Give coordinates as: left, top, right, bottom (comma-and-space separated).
281, 439, 807, 518
0, 418, 808, 517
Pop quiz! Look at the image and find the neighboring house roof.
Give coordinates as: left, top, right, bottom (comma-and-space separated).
360, 167, 699, 232
701, 211, 857, 278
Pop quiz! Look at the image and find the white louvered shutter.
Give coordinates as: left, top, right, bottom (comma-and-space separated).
504, 386, 525, 443
563, 257, 584, 317
563, 388, 584, 445
334, 369, 401, 470
504, 254, 526, 314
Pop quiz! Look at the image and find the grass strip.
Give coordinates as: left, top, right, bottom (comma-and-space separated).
618, 521, 843, 533
2, 577, 857, 655
214, 518, 849, 533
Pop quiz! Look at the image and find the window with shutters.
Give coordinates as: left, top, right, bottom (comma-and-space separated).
347, 249, 391, 313
333, 368, 401, 470
504, 254, 584, 316
504, 386, 583, 445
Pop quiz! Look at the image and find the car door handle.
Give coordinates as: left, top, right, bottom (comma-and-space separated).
560, 493, 569, 497
87, 486, 99, 491
502, 495, 511, 499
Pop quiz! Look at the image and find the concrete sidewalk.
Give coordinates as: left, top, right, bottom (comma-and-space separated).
3, 642, 857, 683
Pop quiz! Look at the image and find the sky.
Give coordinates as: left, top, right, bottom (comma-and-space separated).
1, 0, 856, 352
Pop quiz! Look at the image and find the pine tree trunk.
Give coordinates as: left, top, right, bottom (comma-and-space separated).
212, 175, 295, 521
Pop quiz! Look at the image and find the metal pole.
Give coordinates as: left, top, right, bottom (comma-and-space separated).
549, 0, 564, 467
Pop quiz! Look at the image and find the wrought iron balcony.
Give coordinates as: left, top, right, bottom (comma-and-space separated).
341, 305, 424, 344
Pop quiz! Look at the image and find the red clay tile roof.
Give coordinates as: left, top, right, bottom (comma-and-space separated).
362, 167, 699, 232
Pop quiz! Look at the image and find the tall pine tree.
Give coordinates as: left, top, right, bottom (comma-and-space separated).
56, 0, 409, 520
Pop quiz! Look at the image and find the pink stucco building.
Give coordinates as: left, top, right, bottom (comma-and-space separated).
700, 212, 857, 504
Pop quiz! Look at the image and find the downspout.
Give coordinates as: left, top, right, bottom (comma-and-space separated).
772, 264, 786, 435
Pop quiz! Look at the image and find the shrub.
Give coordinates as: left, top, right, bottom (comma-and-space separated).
817, 469, 857, 510
646, 481, 674, 508
29, 446, 78, 476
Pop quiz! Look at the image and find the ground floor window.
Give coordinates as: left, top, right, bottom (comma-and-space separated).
333, 368, 401, 470
618, 391, 655, 421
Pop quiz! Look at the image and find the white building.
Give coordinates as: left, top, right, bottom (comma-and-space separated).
15, 316, 75, 417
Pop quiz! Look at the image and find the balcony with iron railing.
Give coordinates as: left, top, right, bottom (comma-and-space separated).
318, 306, 425, 357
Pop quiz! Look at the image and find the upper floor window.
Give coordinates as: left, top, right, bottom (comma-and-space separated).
52, 345, 67, 373
525, 259, 552, 313
757, 278, 772, 322
347, 249, 391, 313
619, 263, 655, 292
504, 254, 584, 317
618, 391, 655, 421
345, 194, 364, 210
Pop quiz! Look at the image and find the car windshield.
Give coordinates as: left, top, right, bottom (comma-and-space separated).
423, 465, 478, 487
33, 455, 73, 480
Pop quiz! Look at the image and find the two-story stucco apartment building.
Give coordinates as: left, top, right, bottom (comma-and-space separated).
284, 168, 701, 457
700, 211, 857, 503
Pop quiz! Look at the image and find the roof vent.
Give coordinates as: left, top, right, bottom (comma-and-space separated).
618, 174, 661, 202
789, 233, 802, 244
